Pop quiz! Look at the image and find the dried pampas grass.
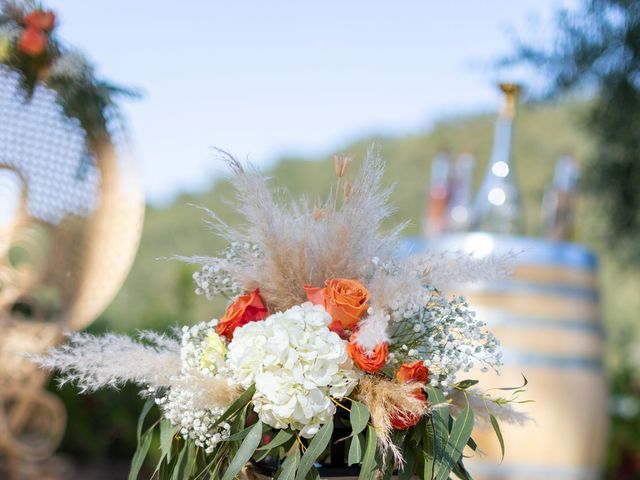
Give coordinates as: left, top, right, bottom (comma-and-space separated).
185, 147, 406, 313
408, 250, 518, 292
449, 388, 532, 428
171, 373, 242, 411
35, 331, 181, 392
354, 376, 429, 466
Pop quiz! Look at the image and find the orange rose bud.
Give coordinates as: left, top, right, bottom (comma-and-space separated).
304, 278, 369, 330
24, 10, 56, 31
328, 319, 348, 339
303, 284, 325, 305
396, 361, 429, 384
216, 288, 268, 341
390, 361, 429, 430
17, 27, 47, 57
346, 338, 388, 373
390, 389, 426, 430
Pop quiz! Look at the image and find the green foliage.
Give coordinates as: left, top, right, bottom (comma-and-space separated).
119, 384, 492, 480
349, 401, 370, 437
295, 421, 333, 480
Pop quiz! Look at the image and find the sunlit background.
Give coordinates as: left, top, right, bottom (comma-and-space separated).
53, 0, 559, 204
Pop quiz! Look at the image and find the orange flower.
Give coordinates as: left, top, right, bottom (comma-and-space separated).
216, 289, 269, 341
304, 278, 369, 330
17, 27, 47, 56
390, 361, 429, 430
346, 338, 388, 373
24, 10, 56, 31
396, 361, 429, 384
390, 389, 426, 430
328, 320, 348, 339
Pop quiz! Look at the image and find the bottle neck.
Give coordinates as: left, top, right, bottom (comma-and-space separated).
489, 115, 514, 169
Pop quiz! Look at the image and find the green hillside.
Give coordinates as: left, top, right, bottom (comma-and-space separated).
97, 100, 638, 362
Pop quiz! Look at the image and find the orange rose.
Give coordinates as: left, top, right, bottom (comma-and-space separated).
24, 10, 56, 31
216, 289, 268, 341
396, 361, 429, 384
390, 361, 429, 430
346, 338, 388, 373
17, 27, 47, 57
304, 278, 369, 329
390, 389, 426, 430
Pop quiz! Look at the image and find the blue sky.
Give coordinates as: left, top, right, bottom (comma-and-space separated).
52, 0, 565, 204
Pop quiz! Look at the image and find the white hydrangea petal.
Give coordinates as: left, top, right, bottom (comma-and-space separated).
227, 304, 359, 436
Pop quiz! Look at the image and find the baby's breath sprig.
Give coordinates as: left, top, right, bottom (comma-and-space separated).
387, 288, 502, 390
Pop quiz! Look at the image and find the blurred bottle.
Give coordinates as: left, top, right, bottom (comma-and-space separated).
423, 150, 452, 238
447, 152, 475, 232
541, 155, 580, 241
472, 83, 524, 234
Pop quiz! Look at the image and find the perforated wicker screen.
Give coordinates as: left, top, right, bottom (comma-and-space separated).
0, 64, 144, 336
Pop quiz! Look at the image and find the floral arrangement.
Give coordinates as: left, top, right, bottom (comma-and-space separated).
0, 0, 135, 145
39, 151, 529, 479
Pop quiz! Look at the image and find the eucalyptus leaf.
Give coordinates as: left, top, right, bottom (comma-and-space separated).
426, 386, 449, 480
305, 467, 321, 480
257, 429, 295, 451
129, 428, 153, 480
184, 442, 198, 477
160, 419, 178, 464
211, 384, 256, 430
255, 430, 295, 462
350, 401, 370, 437
435, 396, 474, 480
277, 447, 300, 480
495, 374, 529, 391
454, 379, 479, 390
171, 443, 188, 480
490, 414, 505, 461
348, 433, 364, 466
137, 397, 154, 441
423, 416, 436, 480
221, 420, 263, 480
358, 425, 378, 480
398, 442, 415, 480
296, 421, 334, 480
466, 436, 478, 452
452, 458, 473, 480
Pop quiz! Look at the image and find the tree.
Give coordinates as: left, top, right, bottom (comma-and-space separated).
510, 0, 640, 264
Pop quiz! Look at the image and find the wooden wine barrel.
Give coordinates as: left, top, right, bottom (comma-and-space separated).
406, 233, 607, 480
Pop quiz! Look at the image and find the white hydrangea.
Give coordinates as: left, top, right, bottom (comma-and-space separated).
227, 303, 359, 437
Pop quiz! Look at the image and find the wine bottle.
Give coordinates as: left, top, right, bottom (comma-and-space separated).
541, 155, 580, 241
447, 152, 475, 232
472, 83, 524, 234
423, 150, 451, 238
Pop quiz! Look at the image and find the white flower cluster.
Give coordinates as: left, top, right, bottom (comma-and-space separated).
180, 320, 227, 376
388, 288, 502, 388
193, 243, 259, 300
227, 303, 359, 437
154, 322, 231, 452
155, 386, 231, 454
193, 264, 240, 300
